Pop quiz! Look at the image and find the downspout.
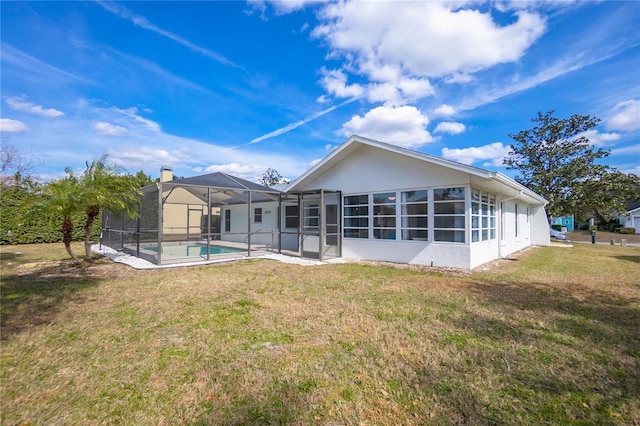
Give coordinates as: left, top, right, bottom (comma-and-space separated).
498, 190, 523, 259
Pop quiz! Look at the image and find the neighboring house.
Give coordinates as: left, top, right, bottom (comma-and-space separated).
618, 201, 640, 234
550, 216, 574, 231
103, 135, 550, 269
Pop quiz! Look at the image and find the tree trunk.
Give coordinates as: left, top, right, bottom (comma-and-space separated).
84, 206, 100, 261
62, 216, 80, 264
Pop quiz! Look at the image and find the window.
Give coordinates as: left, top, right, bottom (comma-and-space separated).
401, 190, 428, 240
373, 192, 396, 239
254, 207, 262, 223
284, 205, 299, 229
303, 203, 319, 232
224, 209, 231, 232
344, 194, 368, 238
471, 189, 496, 242
433, 187, 465, 243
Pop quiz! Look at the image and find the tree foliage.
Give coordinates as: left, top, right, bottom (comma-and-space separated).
259, 168, 283, 187
504, 110, 640, 220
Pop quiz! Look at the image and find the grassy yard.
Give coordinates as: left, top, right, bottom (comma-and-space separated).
1, 243, 639, 425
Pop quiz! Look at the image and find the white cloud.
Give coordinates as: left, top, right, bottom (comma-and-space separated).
434, 104, 457, 117
579, 129, 621, 147
441, 142, 510, 166
93, 121, 127, 136
434, 121, 466, 135
6, 97, 64, 118
0, 118, 29, 133
113, 107, 161, 133
203, 163, 268, 182
341, 105, 433, 148
312, 2, 546, 106
319, 68, 365, 99
606, 100, 640, 132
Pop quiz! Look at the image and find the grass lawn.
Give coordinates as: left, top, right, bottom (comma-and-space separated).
1, 243, 639, 425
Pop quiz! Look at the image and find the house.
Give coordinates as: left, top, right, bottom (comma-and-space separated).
102, 135, 550, 269
221, 135, 550, 269
550, 216, 574, 231
618, 201, 640, 234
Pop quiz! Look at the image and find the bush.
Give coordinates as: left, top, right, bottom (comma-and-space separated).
619, 227, 637, 235
551, 224, 562, 231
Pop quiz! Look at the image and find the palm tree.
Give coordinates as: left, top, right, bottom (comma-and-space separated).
79, 156, 142, 261
41, 174, 82, 263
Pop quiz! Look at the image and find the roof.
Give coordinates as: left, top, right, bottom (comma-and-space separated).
285, 135, 548, 205
143, 172, 281, 207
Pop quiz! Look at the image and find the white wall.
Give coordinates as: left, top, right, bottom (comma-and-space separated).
220, 201, 279, 247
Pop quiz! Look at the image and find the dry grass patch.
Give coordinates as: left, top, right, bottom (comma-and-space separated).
1, 243, 639, 425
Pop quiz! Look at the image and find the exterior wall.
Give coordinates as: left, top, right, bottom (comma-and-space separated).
294, 145, 546, 269
220, 201, 279, 247
499, 200, 532, 258
342, 239, 471, 269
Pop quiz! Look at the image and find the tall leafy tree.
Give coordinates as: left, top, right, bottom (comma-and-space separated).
259, 168, 283, 187
504, 110, 621, 220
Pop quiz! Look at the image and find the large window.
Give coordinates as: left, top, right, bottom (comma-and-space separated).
344, 194, 368, 238
433, 187, 465, 243
373, 192, 396, 239
284, 205, 299, 229
401, 190, 428, 240
471, 189, 496, 242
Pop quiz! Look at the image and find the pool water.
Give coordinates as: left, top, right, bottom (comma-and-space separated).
147, 244, 245, 257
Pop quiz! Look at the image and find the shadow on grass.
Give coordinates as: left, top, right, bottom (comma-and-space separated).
1, 264, 104, 341
440, 277, 640, 423
613, 255, 640, 263
196, 379, 307, 425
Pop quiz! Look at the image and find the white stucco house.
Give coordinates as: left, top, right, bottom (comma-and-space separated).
104, 135, 550, 268
618, 201, 640, 234
220, 135, 550, 269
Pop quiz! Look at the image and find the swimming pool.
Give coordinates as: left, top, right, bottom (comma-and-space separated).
146, 243, 246, 257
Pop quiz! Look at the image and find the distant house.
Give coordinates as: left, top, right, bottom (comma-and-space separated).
103, 135, 550, 269
618, 201, 640, 234
550, 216, 574, 231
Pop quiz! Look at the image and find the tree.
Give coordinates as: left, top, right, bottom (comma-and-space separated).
41, 175, 83, 262
38, 156, 142, 264
78, 156, 142, 261
504, 110, 623, 220
259, 168, 283, 187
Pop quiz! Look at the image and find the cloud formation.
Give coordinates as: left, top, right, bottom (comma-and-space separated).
441, 142, 510, 166
606, 99, 640, 132
0, 118, 29, 133
93, 122, 127, 136
6, 97, 64, 118
434, 121, 466, 135
341, 105, 433, 148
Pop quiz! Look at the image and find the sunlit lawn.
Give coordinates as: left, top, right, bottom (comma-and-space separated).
1, 242, 639, 425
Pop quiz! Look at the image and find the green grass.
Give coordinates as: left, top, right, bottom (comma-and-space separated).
1, 242, 639, 425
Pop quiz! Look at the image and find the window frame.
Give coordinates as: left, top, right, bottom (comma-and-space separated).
432, 187, 466, 243
254, 207, 263, 223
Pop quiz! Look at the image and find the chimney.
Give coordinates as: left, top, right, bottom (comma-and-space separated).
160, 166, 173, 182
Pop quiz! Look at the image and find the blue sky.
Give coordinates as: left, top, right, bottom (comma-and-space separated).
1, 1, 639, 182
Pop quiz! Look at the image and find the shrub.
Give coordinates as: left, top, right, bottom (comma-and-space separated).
619, 227, 637, 234
551, 224, 562, 231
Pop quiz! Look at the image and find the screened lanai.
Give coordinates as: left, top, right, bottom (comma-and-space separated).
101, 170, 284, 265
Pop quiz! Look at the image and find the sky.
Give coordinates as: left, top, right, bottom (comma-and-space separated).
1, 0, 639, 183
